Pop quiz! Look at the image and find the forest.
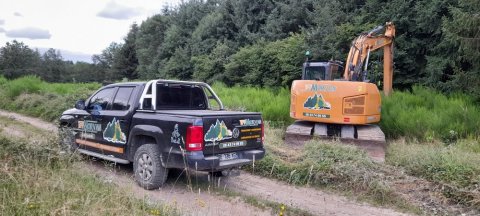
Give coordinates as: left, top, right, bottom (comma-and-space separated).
0, 0, 478, 97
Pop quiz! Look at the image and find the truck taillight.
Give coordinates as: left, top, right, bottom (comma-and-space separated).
186, 126, 203, 151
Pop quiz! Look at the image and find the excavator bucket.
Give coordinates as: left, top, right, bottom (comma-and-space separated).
285, 121, 386, 162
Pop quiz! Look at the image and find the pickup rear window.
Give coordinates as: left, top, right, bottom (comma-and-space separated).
156, 84, 207, 110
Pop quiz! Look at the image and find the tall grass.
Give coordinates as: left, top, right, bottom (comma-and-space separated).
381, 86, 480, 141
247, 126, 418, 213
0, 76, 100, 121
212, 82, 291, 123
387, 140, 480, 208
0, 135, 176, 215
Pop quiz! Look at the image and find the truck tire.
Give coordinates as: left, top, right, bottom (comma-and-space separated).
134, 144, 169, 190
58, 126, 77, 152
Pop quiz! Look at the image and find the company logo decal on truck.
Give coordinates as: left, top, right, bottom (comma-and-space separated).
239, 119, 262, 127
304, 93, 331, 110
103, 118, 127, 144
204, 119, 232, 142
171, 124, 184, 144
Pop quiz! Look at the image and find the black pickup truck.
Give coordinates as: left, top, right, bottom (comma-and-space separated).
59, 80, 265, 189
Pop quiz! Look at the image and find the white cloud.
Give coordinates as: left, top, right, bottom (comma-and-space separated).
13, 12, 22, 17
5, 27, 51, 39
0, 19, 4, 25
0, 0, 181, 61
97, 1, 143, 20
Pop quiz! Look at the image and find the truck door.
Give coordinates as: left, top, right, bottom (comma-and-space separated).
77, 86, 136, 158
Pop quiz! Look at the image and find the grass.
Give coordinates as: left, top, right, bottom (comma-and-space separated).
381, 86, 480, 141
0, 134, 176, 215
0, 76, 100, 122
387, 139, 480, 208
245, 125, 421, 214
218, 190, 313, 216
212, 82, 292, 123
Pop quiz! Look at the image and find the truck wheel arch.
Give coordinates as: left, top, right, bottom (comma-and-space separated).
127, 125, 165, 161
59, 115, 75, 127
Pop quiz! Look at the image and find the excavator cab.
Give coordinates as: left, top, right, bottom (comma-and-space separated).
302, 61, 344, 81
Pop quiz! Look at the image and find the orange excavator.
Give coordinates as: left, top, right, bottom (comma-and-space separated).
286, 22, 396, 161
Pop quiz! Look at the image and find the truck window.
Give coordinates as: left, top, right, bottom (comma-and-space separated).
156, 84, 207, 110
88, 87, 115, 110
112, 87, 134, 110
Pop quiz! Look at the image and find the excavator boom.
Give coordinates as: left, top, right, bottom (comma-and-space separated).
344, 22, 395, 95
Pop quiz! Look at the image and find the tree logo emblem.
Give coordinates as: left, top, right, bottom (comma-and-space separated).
303, 93, 331, 110
204, 119, 232, 142
103, 118, 127, 144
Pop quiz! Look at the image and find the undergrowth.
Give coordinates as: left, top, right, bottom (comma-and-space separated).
381, 86, 480, 141
0, 135, 176, 215
245, 126, 418, 213
387, 140, 480, 209
0, 76, 100, 121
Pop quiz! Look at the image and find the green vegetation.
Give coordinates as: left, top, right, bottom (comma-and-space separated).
212, 82, 291, 123
0, 135, 176, 215
381, 86, 480, 141
1, 1, 479, 98
248, 126, 420, 213
387, 140, 480, 208
0, 76, 478, 213
0, 76, 99, 121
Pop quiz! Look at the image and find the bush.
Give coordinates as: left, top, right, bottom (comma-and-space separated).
5, 76, 43, 98
0, 75, 7, 86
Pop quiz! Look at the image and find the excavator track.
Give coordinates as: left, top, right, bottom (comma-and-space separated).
285, 121, 386, 162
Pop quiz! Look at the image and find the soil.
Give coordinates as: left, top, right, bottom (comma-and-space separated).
0, 110, 411, 216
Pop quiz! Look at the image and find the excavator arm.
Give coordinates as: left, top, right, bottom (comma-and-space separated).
343, 22, 396, 96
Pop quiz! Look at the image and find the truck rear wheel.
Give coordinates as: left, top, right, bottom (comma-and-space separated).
134, 144, 169, 190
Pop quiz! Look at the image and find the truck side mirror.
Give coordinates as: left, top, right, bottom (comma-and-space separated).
75, 100, 86, 110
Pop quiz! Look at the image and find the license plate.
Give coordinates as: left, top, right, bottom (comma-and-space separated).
219, 140, 246, 149
219, 152, 238, 161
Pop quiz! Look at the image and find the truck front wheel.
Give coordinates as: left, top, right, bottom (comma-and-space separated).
133, 144, 169, 190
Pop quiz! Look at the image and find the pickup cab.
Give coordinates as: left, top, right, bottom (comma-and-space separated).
59, 80, 265, 189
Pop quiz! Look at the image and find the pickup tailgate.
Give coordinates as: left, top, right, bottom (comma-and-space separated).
202, 114, 263, 155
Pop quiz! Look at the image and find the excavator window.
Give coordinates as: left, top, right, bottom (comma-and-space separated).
304, 66, 326, 80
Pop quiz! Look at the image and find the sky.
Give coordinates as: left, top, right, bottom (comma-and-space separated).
0, 0, 181, 62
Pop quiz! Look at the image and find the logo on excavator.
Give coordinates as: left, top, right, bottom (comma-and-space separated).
306, 84, 336, 92
303, 93, 331, 110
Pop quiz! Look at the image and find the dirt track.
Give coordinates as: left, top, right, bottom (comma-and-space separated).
0, 110, 408, 216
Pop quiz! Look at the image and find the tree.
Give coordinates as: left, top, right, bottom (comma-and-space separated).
112, 23, 140, 80
0, 40, 41, 79
136, 15, 170, 79
41, 48, 66, 82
